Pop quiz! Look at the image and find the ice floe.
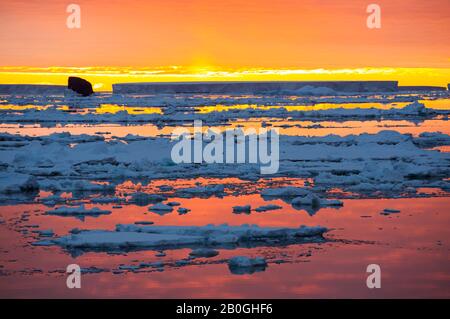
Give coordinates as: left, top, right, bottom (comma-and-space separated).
0, 129, 448, 204
45, 204, 111, 219
254, 204, 283, 212
380, 208, 401, 215
232, 205, 252, 214
148, 203, 174, 214
292, 193, 343, 208
189, 248, 219, 258
228, 256, 267, 275
177, 207, 190, 215
34, 224, 328, 254
0, 173, 39, 194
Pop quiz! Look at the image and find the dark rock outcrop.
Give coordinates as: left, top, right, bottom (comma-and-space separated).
68, 77, 94, 96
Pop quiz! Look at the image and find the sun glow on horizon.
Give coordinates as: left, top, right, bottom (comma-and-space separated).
0, 66, 449, 91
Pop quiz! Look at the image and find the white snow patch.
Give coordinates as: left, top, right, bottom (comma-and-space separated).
37, 224, 328, 250
45, 204, 111, 217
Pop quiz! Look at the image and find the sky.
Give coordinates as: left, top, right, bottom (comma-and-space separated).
0, 0, 449, 89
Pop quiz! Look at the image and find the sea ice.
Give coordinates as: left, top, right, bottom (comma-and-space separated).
292, 193, 343, 208
232, 205, 251, 214
261, 187, 310, 197
36, 224, 328, 253
254, 204, 283, 212
381, 208, 401, 215
228, 256, 267, 275
189, 248, 219, 258
45, 204, 111, 218
177, 207, 190, 215
148, 203, 174, 214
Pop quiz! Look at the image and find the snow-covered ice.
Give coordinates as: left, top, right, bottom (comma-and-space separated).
45, 204, 111, 218
228, 256, 267, 275
254, 204, 282, 212
189, 248, 219, 258
232, 205, 252, 214
34, 224, 328, 253
381, 208, 401, 215
148, 203, 174, 214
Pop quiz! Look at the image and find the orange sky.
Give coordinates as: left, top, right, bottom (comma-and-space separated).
0, 0, 449, 88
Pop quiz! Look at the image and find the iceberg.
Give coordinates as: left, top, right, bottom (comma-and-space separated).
0, 84, 66, 95
112, 81, 399, 94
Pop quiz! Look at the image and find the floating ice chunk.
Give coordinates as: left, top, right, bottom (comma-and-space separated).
70, 180, 115, 191
381, 208, 401, 215
255, 204, 282, 212
232, 205, 251, 214
167, 201, 181, 206
261, 187, 310, 197
34, 229, 54, 237
118, 223, 328, 238
134, 221, 154, 225
0, 173, 39, 194
91, 197, 121, 204
400, 101, 427, 115
48, 231, 203, 249
178, 185, 225, 197
175, 260, 191, 266
40, 194, 65, 206
292, 194, 343, 208
347, 183, 378, 192
228, 256, 267, 275
177, 207, 190, 215
189, 248, 219, 258
129, 192, 166, 206
323, 199, 344, 206
80, 267, 106, 274
228, 256, 267, 267
45, 204, 111, 218
31, 240, 54, 246
292, 193, 321, 207
158, 185, 173, 191
414, 132, 450, 148
148, 203, 173, 214
38, 224, 327, 252
139, 261, 165, 268
118, 264, 140, 271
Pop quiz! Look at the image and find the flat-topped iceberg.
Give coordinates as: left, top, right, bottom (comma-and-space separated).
0, 84, 66, 95
112, 81, 398, 94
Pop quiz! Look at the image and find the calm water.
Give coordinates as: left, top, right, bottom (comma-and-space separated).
0, 195, 448, 298
0, 95, 449, 298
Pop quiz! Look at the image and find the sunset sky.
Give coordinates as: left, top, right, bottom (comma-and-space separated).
1, 0, 449, 90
